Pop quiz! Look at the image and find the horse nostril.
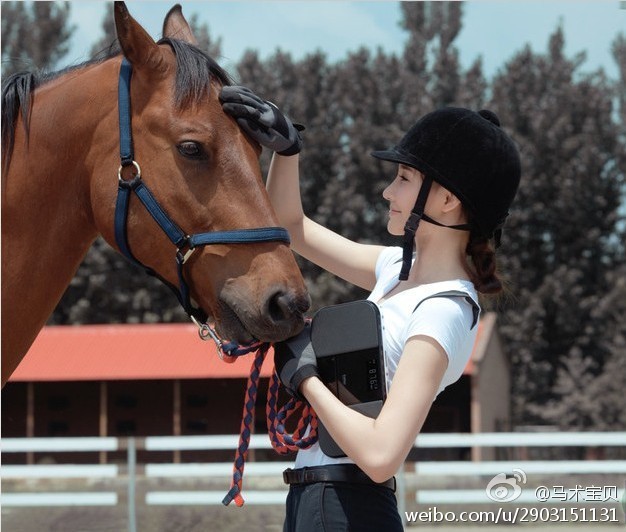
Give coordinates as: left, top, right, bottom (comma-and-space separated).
267, 291, 290, 323
267, 290, 304, 324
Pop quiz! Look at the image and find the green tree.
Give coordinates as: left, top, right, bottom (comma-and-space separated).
613, 33, 626, 130
1, 1, 75, 76
491, 27, 626, 426
540, 264, 626, 434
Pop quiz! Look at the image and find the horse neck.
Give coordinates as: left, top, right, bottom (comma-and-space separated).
1, 60, 121, 380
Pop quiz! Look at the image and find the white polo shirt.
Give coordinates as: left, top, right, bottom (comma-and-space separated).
294, 246, 480, 468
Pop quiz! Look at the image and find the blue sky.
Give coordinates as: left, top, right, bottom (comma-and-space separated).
67, 1, 625, 79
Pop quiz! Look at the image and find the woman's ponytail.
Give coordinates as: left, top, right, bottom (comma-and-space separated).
465, 235, 503, 295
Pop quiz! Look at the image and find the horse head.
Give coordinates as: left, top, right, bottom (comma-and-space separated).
1, 2, 310, 386
95, 3, 310, 344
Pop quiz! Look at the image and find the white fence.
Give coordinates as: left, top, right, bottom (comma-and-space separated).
2, 432, 625, 529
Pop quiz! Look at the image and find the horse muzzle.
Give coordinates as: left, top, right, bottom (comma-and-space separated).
216, 288, 310, 345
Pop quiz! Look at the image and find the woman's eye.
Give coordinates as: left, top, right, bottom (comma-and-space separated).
177, 141, 205, 159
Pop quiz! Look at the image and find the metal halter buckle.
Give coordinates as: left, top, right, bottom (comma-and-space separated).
176, 238, 196, 265
190, 315, 226, 358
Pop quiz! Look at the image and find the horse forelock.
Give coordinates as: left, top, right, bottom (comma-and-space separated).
157, 37, 233, 109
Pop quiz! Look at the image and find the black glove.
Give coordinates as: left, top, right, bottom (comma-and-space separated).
273, 321, 318, 400
219, 85, 304, 156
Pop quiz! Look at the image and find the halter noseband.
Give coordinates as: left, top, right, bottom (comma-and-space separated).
114, 58, 290, 349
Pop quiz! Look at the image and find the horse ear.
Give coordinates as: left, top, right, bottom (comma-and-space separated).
114, 1, 167, 73
162, 4, 198, 45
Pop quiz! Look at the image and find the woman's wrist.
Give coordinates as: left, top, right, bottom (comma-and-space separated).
298, 374, 322, 399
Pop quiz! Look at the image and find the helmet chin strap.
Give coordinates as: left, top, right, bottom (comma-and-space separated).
421, 213, 472, 232
399, 176, 432, 281
399, 176, 471, 281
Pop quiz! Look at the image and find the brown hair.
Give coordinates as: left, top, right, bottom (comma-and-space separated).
465, 235, 503, 294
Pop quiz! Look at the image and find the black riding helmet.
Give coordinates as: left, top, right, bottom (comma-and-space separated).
371, 107, 521, 280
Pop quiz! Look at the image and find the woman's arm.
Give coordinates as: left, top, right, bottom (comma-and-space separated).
267, 153, 385, 291
300, 334, 448, 483
221, 86, 386, 290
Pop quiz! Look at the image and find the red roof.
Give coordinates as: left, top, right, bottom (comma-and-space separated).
9, 324, 276, 382
9, 316, 494, 382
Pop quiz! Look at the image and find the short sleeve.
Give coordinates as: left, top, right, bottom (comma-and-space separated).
403, 296, 478, 384
375, 247, 403, 281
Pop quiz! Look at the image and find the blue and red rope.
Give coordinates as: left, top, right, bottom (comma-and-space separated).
220, 342, 318, 507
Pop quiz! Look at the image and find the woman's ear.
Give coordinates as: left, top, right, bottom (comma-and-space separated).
441, 190, 463, 213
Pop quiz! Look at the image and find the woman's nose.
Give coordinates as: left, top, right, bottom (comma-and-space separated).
383, 182, 393, 201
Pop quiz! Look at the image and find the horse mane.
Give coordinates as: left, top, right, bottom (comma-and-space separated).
1, 38, 232, 171
1, 71, 35, 170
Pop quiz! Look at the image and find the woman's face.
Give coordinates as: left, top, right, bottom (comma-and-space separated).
382, 164, 423, 236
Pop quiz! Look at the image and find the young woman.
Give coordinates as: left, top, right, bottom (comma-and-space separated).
221, 87, 521, 531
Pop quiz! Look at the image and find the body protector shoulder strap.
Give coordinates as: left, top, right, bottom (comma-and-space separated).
412, 289, 480, 330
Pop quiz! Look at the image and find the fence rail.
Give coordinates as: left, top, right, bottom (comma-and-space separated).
1, 464, 119, 479
2, 436, 119, 452
6, 430, 623, 452
2, 432, 625, 528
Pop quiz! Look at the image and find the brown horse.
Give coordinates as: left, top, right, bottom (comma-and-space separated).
1, 2, 309, 387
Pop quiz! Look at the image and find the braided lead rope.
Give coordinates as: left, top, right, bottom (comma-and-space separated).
266, 373, 318, 454
221, 343, 318, 507
221, 344, 266, 506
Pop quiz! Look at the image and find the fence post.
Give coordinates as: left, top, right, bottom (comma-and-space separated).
127, 437, 137, 532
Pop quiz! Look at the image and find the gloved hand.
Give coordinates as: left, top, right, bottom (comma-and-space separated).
273, 321, 318, 400
219, 85, 304, 156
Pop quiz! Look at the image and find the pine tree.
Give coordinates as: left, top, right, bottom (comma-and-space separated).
490, 27, 626, 426
1, 1, 75, 76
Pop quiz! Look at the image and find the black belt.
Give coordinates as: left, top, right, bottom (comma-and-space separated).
283, 464, 396, 492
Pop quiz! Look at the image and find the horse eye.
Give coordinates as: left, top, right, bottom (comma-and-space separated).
177, 141, 206, 159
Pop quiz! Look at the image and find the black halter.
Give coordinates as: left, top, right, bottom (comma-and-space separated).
114, 58, 290, 340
